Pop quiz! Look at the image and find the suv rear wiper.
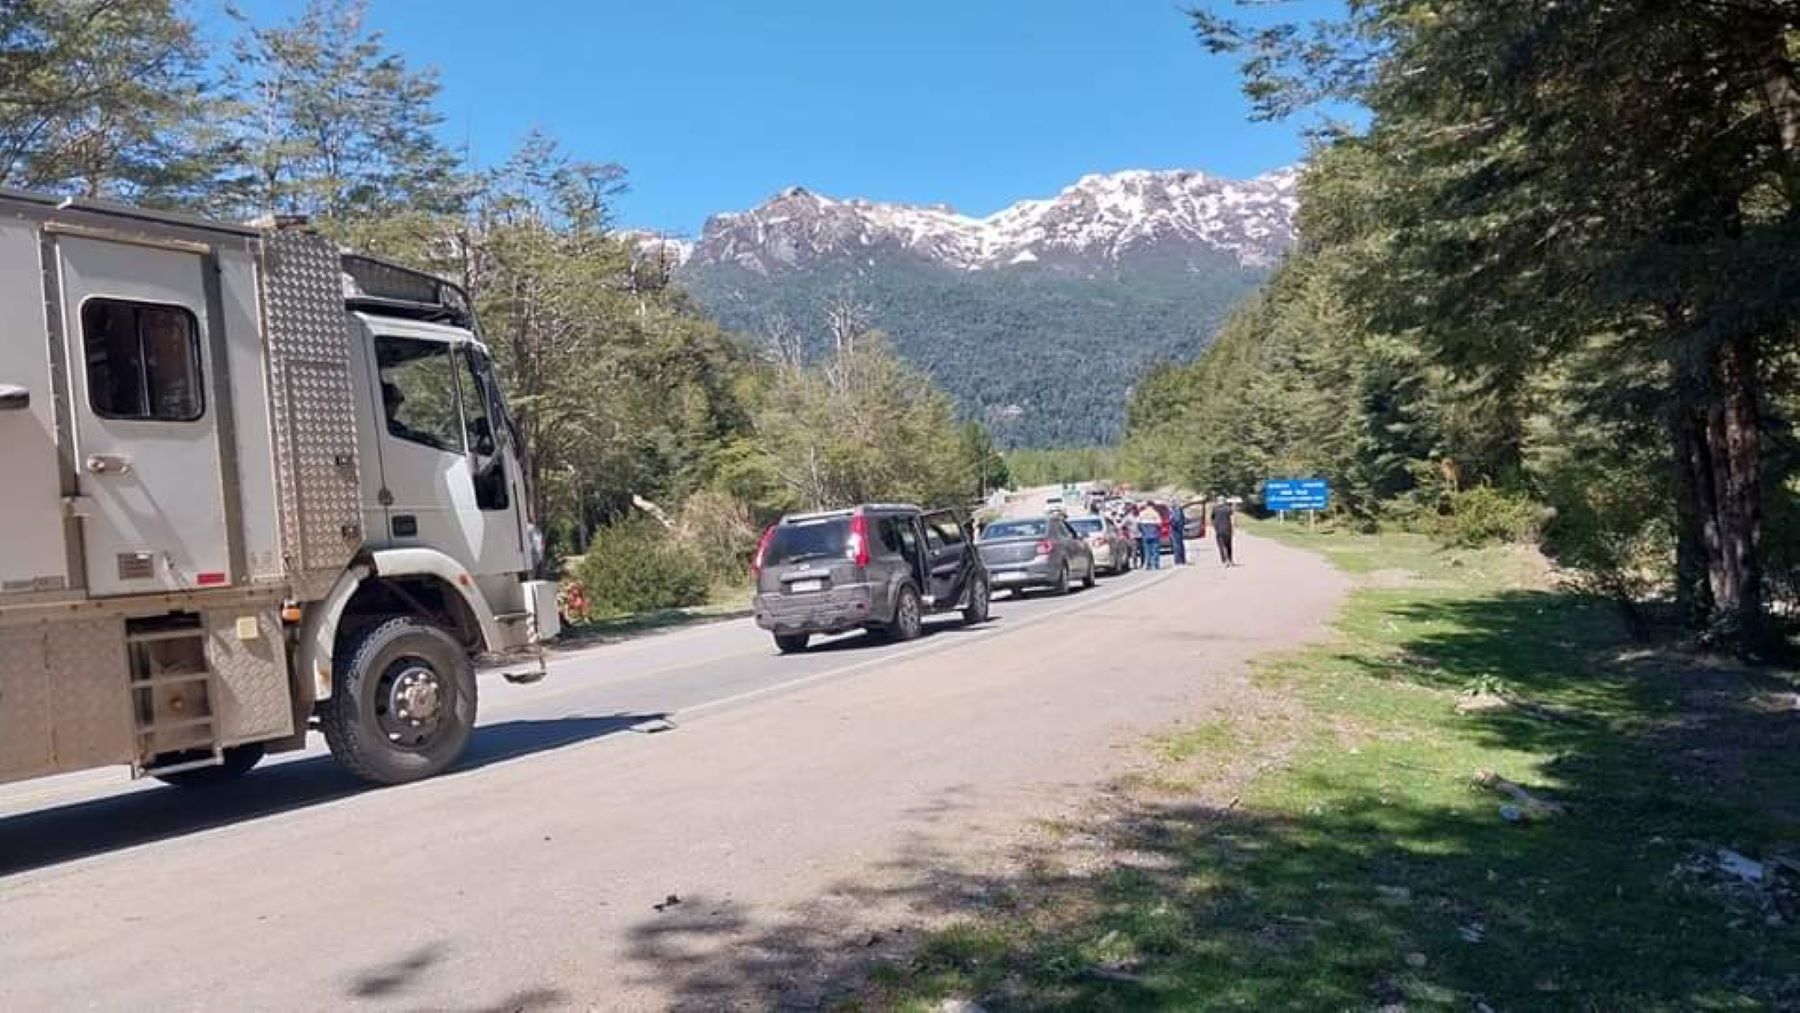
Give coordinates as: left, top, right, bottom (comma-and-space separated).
781, 552, 835, 564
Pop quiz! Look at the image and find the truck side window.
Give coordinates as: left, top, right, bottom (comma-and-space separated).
81, 299, 203, 421
375, 336, 462, 453
456, 347, 509, 511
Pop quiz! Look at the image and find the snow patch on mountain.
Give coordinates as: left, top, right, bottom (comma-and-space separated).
620, 230, 694, 269
685, 167, 1299, 276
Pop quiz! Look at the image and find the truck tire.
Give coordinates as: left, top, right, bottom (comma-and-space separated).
887, 585, 924, 641
153, 743, 265, 788
321, 617, 477, 786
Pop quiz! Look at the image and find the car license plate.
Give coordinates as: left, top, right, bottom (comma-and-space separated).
992, 570, 1025, 584
788, 579, 825, 593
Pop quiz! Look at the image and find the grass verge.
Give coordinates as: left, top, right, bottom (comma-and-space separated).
861, 524, 1800, 1010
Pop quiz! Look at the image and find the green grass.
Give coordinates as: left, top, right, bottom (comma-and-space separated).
861, 526, 1800, 1011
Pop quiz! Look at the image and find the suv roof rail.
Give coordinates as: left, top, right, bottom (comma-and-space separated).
781, 502, 926, 524
781, 507, 854, 524
860, 502, 924, 514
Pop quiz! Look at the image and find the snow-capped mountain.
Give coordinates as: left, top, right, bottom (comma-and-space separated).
618, 229, 694, 269
683, 168, 1299, 276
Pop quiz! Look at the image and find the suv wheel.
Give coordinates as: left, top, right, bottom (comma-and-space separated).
962, 574, 990, 626
888, 585, 924, 641
774, 633, 810, 654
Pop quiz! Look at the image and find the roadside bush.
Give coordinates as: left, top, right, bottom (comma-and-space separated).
677, 490, 760, 584
571, 516, 709, 619
1437, 484, 1544, 547
1540, 460, 1671, 635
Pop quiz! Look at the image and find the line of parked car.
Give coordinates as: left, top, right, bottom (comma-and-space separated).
748, 500, 1150, 654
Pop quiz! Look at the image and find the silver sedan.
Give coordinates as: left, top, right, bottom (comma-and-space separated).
976, 514, 1096, 596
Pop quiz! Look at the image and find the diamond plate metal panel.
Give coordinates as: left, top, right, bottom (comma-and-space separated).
205, 609, 294, 744
0, 627, 53, 781
260, 230, 362, 580
44, 617, 133, 771
288, 359, 362, 570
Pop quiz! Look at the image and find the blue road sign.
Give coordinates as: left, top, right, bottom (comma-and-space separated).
1264, 479, 1330, 511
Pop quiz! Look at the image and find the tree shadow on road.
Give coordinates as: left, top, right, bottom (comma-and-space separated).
345, 940, 565, 1012
0, 713, 663, 878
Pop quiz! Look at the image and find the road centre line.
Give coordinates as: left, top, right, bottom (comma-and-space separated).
673, 567, 1182, 722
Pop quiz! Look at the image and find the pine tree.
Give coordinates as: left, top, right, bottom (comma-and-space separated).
221, 0, 463, 239
0, 0, 218, 203
1194, 0, 1800, 651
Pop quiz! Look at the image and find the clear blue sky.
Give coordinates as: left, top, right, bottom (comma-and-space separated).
211, 1, 1344, 236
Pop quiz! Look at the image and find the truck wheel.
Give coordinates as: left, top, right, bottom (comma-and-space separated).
888, 586, 924, 641
321, 617, 477, 786
153, 743, 265, 788
774, 632, 810, 653
962, 574, 990, 626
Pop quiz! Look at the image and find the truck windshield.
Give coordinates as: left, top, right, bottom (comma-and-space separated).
467, 346, 520, 450
765, 519, 849, 565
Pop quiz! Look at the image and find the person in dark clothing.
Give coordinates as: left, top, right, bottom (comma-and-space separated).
1210, 499, 1236, 566
1170, 503, 1189, 565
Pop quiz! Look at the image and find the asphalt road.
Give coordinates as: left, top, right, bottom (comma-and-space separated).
0, 532, 1345, 1011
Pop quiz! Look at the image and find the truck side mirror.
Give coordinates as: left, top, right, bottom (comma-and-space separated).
0, 384, 28, 412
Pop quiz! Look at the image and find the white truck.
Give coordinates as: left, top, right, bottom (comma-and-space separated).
0, 190, 559, 789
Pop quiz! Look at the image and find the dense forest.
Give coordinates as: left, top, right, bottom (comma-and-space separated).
1124, 1, 1800, 654
682, 248, 1268, 448
2, 0, 1004, 613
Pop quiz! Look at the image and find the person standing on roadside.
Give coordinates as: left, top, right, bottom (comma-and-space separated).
1114, 503, 1139, 568
1170, 502, 1189, 565
1137, 502, 1163, 569
1210, 498, 1236, 567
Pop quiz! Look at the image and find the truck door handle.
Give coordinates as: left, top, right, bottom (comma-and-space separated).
86, 453, 131, 475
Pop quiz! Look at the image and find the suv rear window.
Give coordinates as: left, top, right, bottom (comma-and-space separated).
765, 518, 849, 566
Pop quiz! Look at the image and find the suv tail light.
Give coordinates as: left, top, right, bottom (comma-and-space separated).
751, 524, 776, 579
848, 513, 871, 567
1034, 539, 1055, 556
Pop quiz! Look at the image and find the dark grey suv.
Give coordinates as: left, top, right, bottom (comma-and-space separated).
751, 504, 990, 653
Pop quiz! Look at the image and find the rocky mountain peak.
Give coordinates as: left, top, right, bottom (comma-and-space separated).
682, 167, 1299, 276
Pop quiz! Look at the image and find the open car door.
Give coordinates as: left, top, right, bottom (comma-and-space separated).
920, 509, 972, 609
